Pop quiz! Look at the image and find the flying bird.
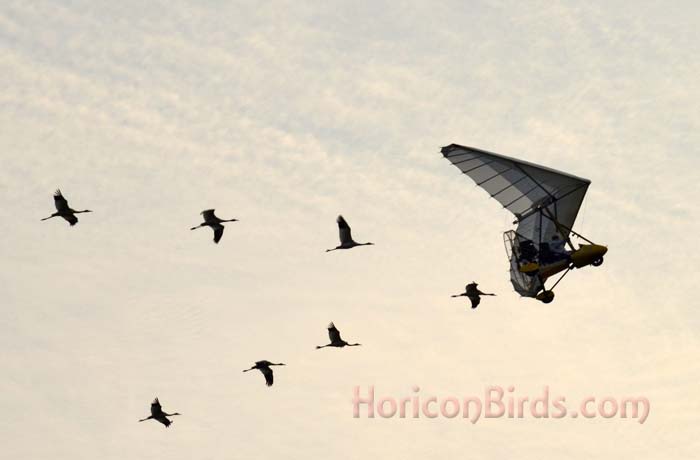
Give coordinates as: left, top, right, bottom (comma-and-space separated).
190, 209, 238, 243
41, 189, 92, 226
316, 322, 361, 349
451, 282, 496, 309
138, 398, 181, 428
243, 360, 286, 387
326, 215, 374, 252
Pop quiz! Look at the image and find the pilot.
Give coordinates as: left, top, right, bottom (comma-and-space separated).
518, 239, 538, 263
549, 234, 570, 261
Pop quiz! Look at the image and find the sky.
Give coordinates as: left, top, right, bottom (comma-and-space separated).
1, 1, 699, 458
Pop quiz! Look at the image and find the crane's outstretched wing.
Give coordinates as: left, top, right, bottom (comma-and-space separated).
151, 398, 163, 416
201, 209, 217, 222
63, 214, 78, 226
158, 417, 172, 428
261, 367, 274, 386
212, 224, 224, 243
337, 216, 352, 244
53, 189, 70, 213
328, 322, 342, 343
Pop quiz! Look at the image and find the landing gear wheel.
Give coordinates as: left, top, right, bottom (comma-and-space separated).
537, 291, 555, 303
592, 257, 604, 267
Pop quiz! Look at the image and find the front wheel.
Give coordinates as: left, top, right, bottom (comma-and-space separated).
592, 257, 604, 267
537, 291, 555, 303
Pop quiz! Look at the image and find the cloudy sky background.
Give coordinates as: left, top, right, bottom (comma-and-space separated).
1, 1, 699, 458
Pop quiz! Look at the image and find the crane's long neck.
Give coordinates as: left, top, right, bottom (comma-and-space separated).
348, 343, 361, 346
138, 416, 153, 422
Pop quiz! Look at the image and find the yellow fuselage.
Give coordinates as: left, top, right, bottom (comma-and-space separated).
570, 244, 608, 268
539, 244, 608, 279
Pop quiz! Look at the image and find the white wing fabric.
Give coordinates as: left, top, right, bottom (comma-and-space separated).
442, 144, 590, 244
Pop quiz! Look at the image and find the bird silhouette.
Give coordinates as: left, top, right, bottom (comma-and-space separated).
190, 209, 238, 243
41, 189, 92, 226
451, 282, 496, 309
243, 360, 286, 387
316, 322, 361, 349
326, 215, 373, 252
138, 398, 181, 428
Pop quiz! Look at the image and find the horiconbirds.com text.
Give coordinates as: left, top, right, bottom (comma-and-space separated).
352, 386, 650, 424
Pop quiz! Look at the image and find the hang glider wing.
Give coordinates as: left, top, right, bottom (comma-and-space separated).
441, 143, 590, 244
